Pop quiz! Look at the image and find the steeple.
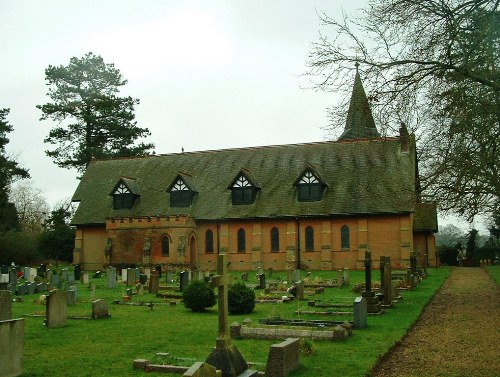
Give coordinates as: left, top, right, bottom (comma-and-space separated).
337, 64, 380, 141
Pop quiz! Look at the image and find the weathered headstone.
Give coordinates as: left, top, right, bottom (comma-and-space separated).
92, 299, 110, 319
107, 267, 117, 288
9, 270, 17, 285
295, 281, 304, 300
206, 254, 253, 377
67, 287, 77, 306
126, 268, 136, 287
81, 272, 89, 285
61, 268, 69, 282
362, 251, 381, 314
0, 318, 24, 376
23, 267, 30, 280
46, 269, 53, 283
183, 361, 217, 377
258, 273, 266, 289
0, 290, 12, 320
51, 274, 60, 288
45, 289, 67, 328
383, 261, 392, 306
342, 267, 349, 286
27, 282, 36, 295
28, 268, 37, 282
166, 270, 174, 284
180, 271, 189, 292
148, 274, 158, 294
121, 269, 128, 283
353, 297, 368, 329
17, 284, 27, 296
0, 272, 8, 284
291, 269, 301, 283
241, 272, 248, 282
135, 268, 140, 283
265, 338, 300, 377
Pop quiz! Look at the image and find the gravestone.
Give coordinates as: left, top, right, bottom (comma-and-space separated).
136, 284, 144, 295
361, 251, 381, 314
180, 271, 189, 292
268, 268, 273, 277
0, 290, 12, 320
67, 287, 77, 306
51, 274, 60, 288
383, 261, 392, 306
0, 273, 8, 284
342, 267, 349, 286
155, 265, 162, 278
121, 269, 128, 283
45, 289, 67, 328
61, 268, 69, 282
0, 265, 7, 274
166, 270, 174, 284
107, 267, 117, 288
0, 318, 24, 377
46, 269, 53, 283
67, 269, 76, 284
81, 272, 89, 285
27, 282, 36, 295
9, 270, 17, 285
36, 282, 46, 293
241, 272, 248, 282
291, 269, 301, 283
206, 254, 253, 377
296, 281, 304, 300
149, 273, 160, 294
258, 273, 266, 289
353, 297, 368, 329
23, 267, 30, 279
265, 338, 300, 377
379, 256, 386, 291
28, 268, 37, 282
17, 284, 27, 296
135, 268, 140, 283
183, 361, 217, 377
92, 299, 110, 319
126, 268, 136, 286
74, 264, 81, 281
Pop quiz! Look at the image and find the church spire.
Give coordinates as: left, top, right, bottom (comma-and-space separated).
337, 64, 380, 141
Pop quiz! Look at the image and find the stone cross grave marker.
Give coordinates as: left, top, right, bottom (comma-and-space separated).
209, 254, 231, 348
206, 254, 251, 377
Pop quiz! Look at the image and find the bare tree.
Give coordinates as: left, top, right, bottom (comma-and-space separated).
10, 180, 50, 233
306, 0, 499, 221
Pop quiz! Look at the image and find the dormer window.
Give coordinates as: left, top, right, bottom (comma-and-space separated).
296, 170, 325, 202
231, 174, 258, 205
112, 180, 139, 209
168, 176, 196, 207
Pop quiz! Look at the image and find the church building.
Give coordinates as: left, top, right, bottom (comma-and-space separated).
71, 70, 437, 271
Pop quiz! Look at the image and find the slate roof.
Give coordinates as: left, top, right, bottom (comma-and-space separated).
338, 67, 381, 141
71, 137, 417, 225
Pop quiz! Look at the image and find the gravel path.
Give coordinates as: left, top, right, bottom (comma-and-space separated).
371, 267, 500, 377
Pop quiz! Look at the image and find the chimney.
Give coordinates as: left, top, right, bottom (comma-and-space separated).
399, 122, 409, 152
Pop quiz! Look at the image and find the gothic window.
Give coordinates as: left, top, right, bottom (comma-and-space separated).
169, 177, 195, 207
305, 226, 314, 251
162, 236, 170, 257
205, 229, 214, 254
271, 227, 279, 252
237, 228, 246, 252
341, 225, 350, 250
297, 170, 324, 202
113, 183, 136, 209
231, 174, 257, 205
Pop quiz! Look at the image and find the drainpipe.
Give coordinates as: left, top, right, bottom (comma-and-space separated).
296, 218, 301, 269
216, 220, 220, 255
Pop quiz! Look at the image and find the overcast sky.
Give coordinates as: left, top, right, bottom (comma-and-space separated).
0, 1, 482, 231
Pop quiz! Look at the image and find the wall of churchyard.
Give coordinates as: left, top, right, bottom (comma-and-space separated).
75, 213, 433, 271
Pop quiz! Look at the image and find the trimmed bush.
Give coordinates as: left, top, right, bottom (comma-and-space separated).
182, 280, 216, 312
228, 282, 255, 314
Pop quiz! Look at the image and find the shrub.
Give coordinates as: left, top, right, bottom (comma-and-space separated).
182, 280, 216, 312
228, 282, 255, 314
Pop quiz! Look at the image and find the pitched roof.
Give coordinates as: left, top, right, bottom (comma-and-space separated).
338, 67, 381, 141
71, 138, 416, 225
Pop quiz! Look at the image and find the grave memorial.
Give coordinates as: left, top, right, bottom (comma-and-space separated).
0, 318, 24, 377
0, 290, 12, 320
45, 289, 67, 328
361, 251, 382, 314
206, 254, 256, 377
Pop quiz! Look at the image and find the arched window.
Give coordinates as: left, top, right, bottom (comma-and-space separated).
341, 225, 350, 250
271, 227, 279, 252
305, 226, 314, 251
205, 230, 214, 254
162, 236, 170, 256
237, 228, 246, 253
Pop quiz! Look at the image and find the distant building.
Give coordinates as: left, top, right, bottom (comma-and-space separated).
71, 70, 437, 271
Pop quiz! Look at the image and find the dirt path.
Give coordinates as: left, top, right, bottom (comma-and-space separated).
371, 267, 500, 377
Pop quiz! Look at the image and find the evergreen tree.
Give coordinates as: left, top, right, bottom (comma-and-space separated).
38, 207, 75, 262
0, 108, 29, 232
37, 52, 154, 175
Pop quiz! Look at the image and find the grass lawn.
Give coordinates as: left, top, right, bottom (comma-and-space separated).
484, 264, 500, 285
11, 267, 450, 377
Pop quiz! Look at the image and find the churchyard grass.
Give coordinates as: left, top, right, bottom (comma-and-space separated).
484, 264, 500, 285
11, 267, 450, 377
